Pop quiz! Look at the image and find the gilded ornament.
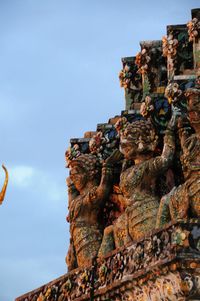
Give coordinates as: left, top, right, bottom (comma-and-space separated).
0, 165, 8, 205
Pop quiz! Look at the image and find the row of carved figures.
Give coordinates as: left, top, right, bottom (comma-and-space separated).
65, 83, 200, 271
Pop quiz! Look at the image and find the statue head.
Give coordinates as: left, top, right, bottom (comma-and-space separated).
118, 119, 158, 160
186, 88, 200, 133
69, 154, 100, 192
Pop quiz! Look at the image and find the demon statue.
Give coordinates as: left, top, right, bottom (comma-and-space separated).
156, 86, 200, 227
65, 150, 121, 270
98, 115, 177, 256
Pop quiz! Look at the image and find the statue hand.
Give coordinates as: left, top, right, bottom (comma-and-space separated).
104, 149, 123, 167
177, 115, 190, 129
168, 105, 182, 129
66, 176, 74, 187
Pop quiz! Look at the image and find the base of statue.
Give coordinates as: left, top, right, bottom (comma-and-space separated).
16, 219, 200, 301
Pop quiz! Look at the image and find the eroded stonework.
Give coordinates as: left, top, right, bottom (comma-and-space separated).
16, 8, 200, 301
15, 221, 200, 300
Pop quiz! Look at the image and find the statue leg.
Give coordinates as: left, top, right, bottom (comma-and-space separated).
98, 225, 115, 258
65, 239, 77, 271
113, 212, 132, 248
169, 183, 189, 221
156, 189, 175, 228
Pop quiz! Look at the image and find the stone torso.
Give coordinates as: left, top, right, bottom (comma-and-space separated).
120, 160, 158, 201
69, 187, 104, 267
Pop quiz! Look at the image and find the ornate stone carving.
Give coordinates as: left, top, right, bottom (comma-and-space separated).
66, 150, 122, 270
156, 87, 200, 227
135, 48, 151, 76
89, 126, 119, 163
114, 118, 174, 243
16, 8, 200, 301
165, 82, 183, 104
93, 117, 176, 256
140, 94, 171, 135
15, 221, 200, 301
119, 57, 143, 110
135, 41, 167, 95
187, 16, 200, 73
187, 18, 200, 42
140, 95, 154, 117
164, 24, 194, 80
162, 34, 178, 79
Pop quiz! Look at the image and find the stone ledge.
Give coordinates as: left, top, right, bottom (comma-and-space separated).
16, 220, 200, 301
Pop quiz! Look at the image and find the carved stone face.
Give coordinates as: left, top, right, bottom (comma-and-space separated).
120, 139, 138, 160
186, 88, 200, 126
189, 110, 200, 128
119, 120, 157, 161
120, 134, 153, 160
187, 92, 200, 135
188, 97, 200, 123
70, 165, 87, 192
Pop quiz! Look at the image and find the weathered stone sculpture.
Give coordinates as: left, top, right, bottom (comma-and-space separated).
112, 117, 175, 247
119, 57, 143, 109
157, 86, 200, 227
0, 165, 8, 205
16, 8, 200, 301
65, 150, 121, 270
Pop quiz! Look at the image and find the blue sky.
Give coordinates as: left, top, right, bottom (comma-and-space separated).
0, 1, 199, 300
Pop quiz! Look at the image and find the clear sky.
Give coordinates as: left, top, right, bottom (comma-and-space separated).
0, 0, 199, 300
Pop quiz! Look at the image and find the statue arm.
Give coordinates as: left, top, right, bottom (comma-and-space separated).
149, 125, 175, 176
96, 163, 113, 201
177, 117, 192, 150
96, 150, 123, 202
66, 177, 79, 209
149, 106, 184, 175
